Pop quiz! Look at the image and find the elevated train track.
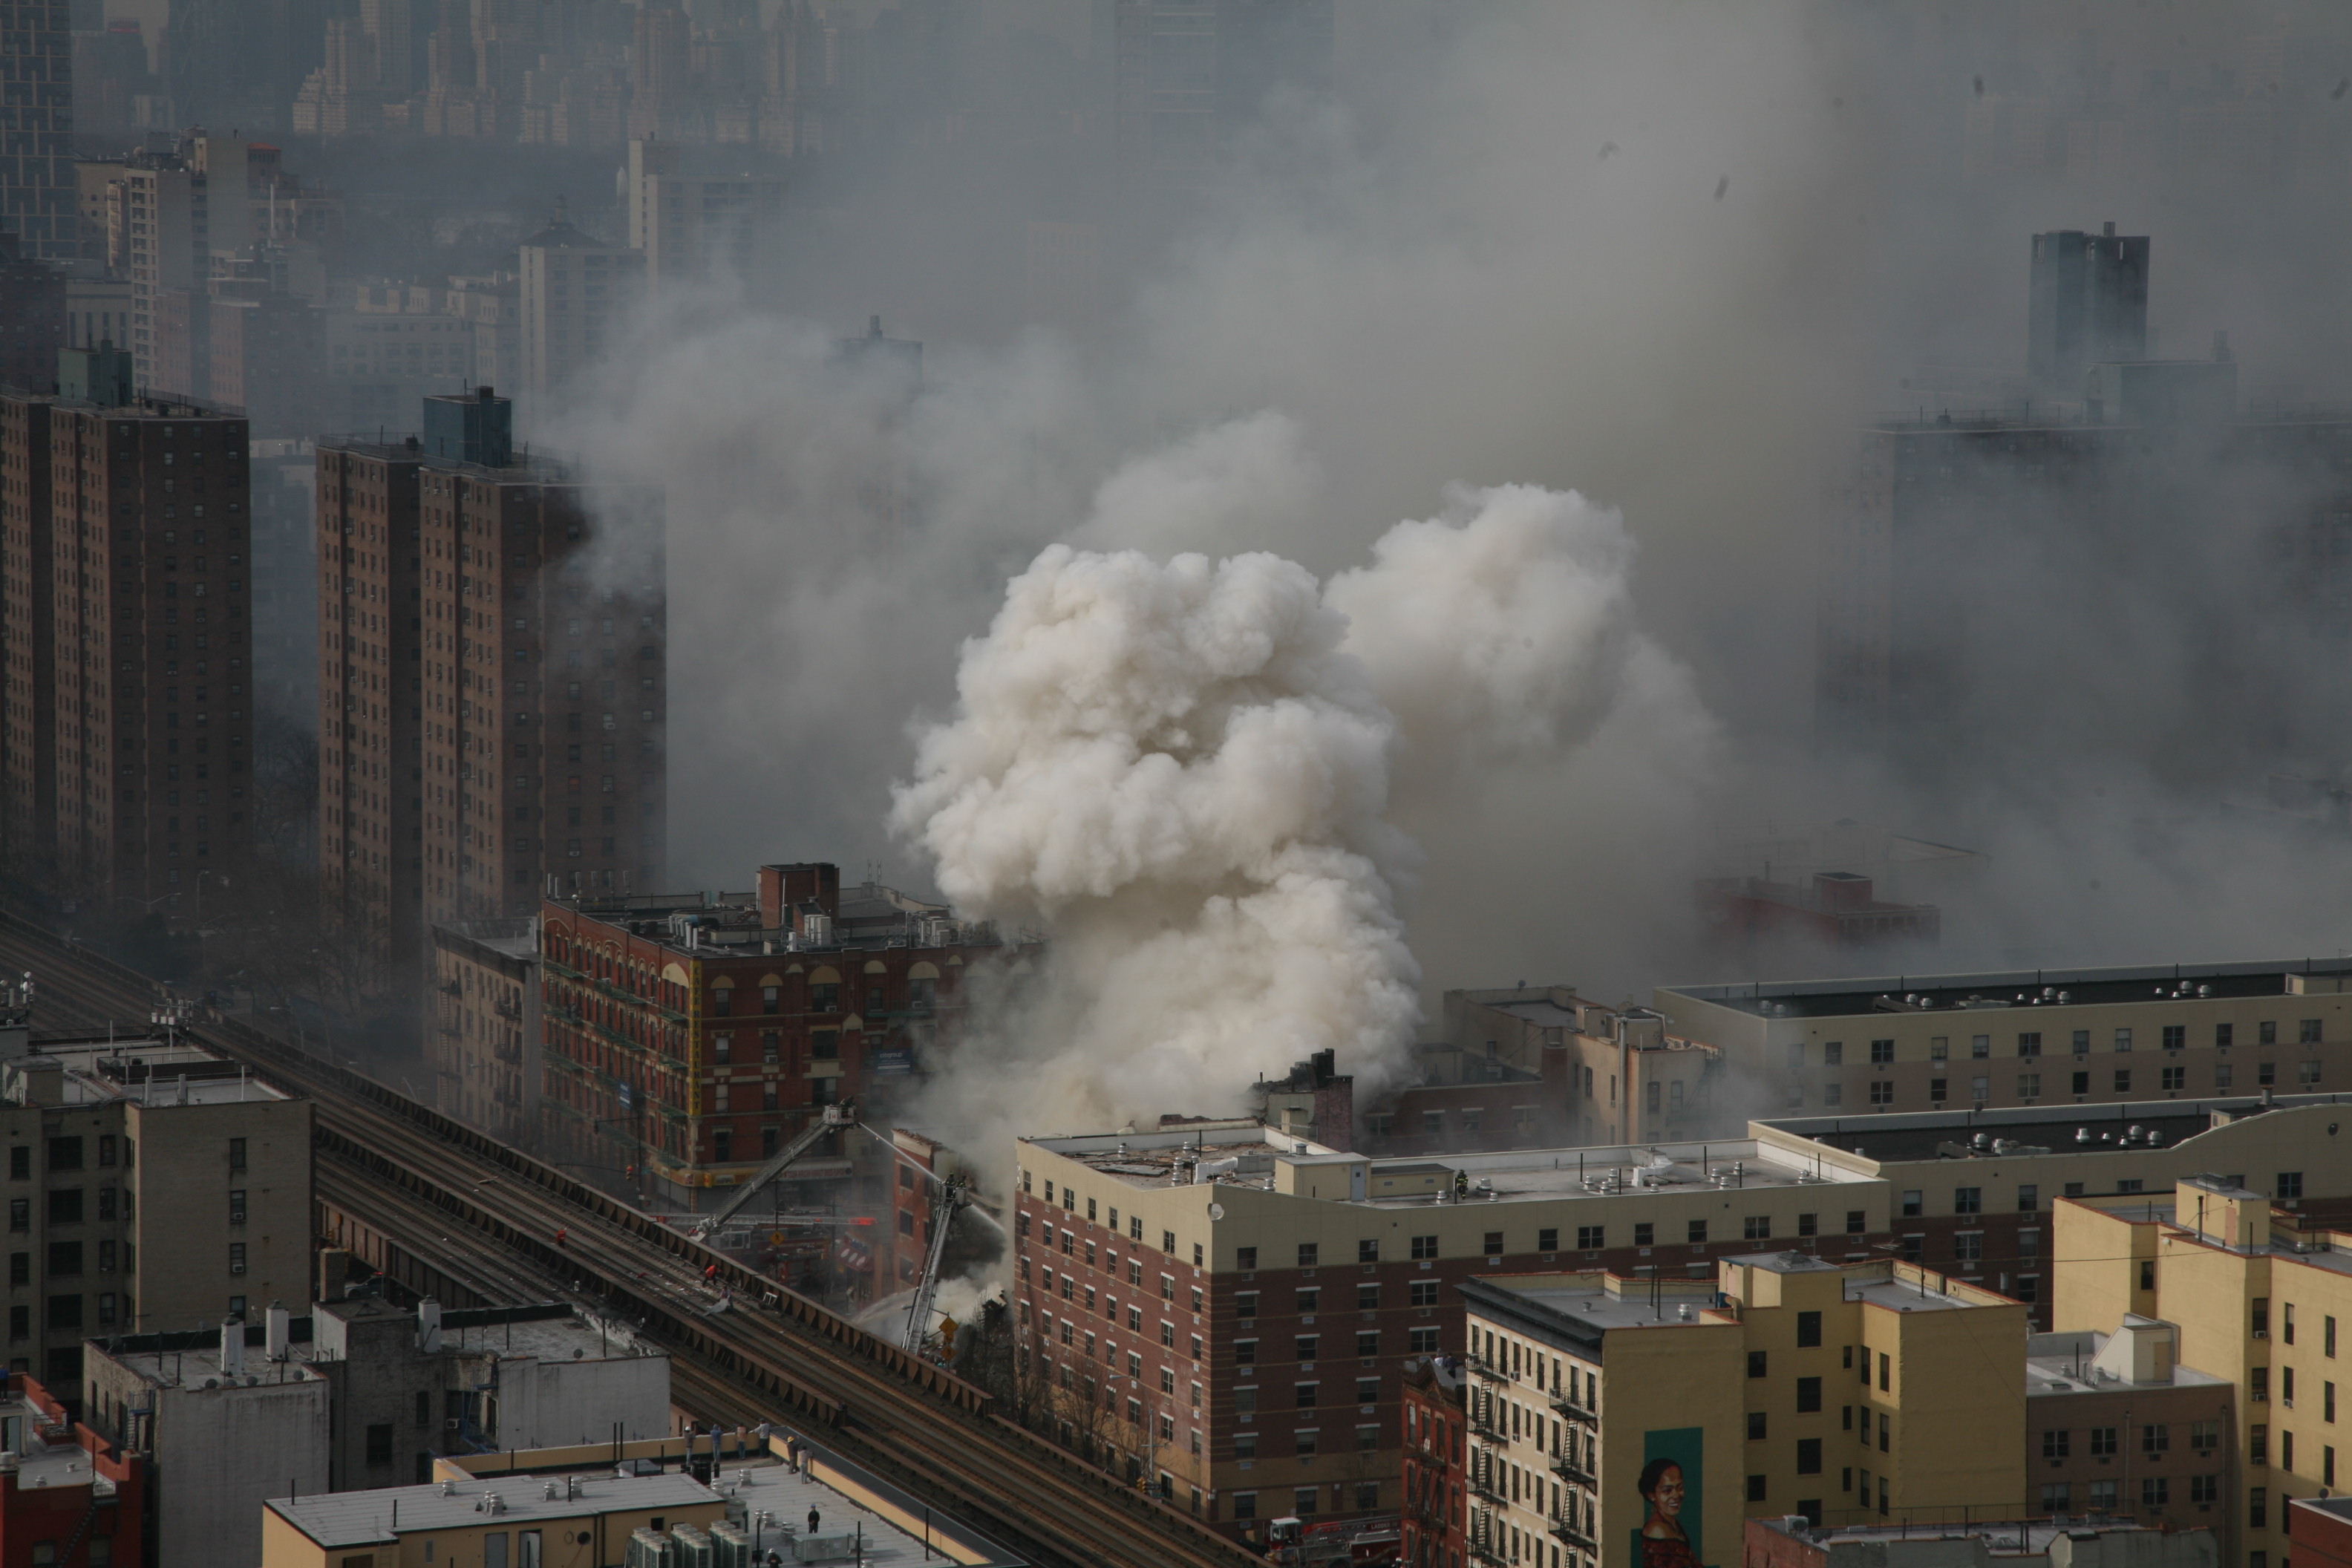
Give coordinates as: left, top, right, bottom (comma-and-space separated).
0, 912, 1256, 1568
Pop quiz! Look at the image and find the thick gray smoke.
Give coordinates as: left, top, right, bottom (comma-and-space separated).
889, 471, 1705, 1137
541, 0, 2352, 1161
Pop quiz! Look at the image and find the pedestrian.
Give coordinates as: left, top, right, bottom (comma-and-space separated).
705, 1262, 719, 1284
555, 1228, 567, 1248
808, 1506, 821, 1535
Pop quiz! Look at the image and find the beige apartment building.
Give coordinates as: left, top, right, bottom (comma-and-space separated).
1454, 1253, 2025, 1568
0, 1019, 307, 1402
1659, 959, 2352, 1119
428, 916, 540, 1147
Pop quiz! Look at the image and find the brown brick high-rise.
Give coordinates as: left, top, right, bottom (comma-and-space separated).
315, 389, 665, 971
0, 346, 253, 913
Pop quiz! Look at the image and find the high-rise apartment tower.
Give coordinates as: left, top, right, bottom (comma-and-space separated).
0, 346, 254, 912
314, 388, 664, 970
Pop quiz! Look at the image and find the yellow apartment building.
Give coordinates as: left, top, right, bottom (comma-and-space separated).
1454, 1252, 2027, 1568
2053, 1163, 2352, 1568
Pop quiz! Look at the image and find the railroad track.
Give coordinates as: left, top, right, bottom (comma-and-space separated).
0, 913, 1258, 1568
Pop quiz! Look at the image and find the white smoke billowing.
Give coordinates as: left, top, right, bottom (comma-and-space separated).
891, 464, 1708, 1140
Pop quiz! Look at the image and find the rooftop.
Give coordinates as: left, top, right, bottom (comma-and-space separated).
1757, 1094, 2351, 1165
1665, 957, 2352, 1020
14, 1033, 292, 1106
2025, 1323, 2231, 1396
1027, 1125, 1868, 1205
1465, 1255, 1990, 1336
555, 883, 1005, 960
437, 917, 539, 965
1755, 1518, 2189, 1552
0, 1388, 118, 1496
315, 433, 580, 484
267, 1471, 718, 1547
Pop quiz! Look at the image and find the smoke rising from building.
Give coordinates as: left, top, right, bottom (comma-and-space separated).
888, 471, 1705, 1139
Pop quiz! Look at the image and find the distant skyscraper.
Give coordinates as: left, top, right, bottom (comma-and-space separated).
1113, 0, 1333, 202
517, 212, 644, 396
2027, 223, 2149, 395
0, 2, 78, 261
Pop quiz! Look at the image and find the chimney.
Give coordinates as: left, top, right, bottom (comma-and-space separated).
220, 1317, 247, 1376
265, 1301, 291, 1361
418, 1298, 444, 1353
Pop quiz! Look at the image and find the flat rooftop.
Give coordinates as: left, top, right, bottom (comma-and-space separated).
2025, 1330, 2232, 1395
1665, 957, 2352, 1020
1468, 1254, 1984, 1333
267, 1471, 717, 1548
1030, 1126, 1869, 1204
0, 1392, 117, 1494
16, 1034, 293, 1105
1759, 1094, 2346, 1163
1758, 1518, 2178, 1552
553, 883, 997, 960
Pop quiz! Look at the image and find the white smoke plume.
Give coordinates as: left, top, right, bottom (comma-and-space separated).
891, 458, 1708, 1139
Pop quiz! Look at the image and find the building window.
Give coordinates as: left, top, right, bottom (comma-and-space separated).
1954, 1186, 1982, 1214
2018, 1074, 2041, 1100
227, 1138, 246, 1172
1744, 1216, 1770, 1240
1689, 1220, 1708, 1244
1797, 1437, 1822, 1474
1797, 1376, 1821, 1411
2281, 1172, 2306, 1200
229, 1243, 247, 1275
2141, 1477, 2169, 1506
1576, 1226, 1604, 1250
1797, 1311, 1821, 1347
2043, 1429, 2070, 1459
1869, 1081, 1894, 1106
2302, 1019, 2323, 1044
1869, 1040, 1894, 1065
2163, 1025, 2186, 1051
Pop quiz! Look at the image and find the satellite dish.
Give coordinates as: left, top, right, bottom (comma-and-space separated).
1206, 1203, 1226, 1221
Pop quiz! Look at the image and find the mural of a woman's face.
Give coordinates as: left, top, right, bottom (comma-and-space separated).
1651, 1464, 1685, 1518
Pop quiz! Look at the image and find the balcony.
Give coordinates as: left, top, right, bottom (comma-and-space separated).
1550, 1451, 1597, 1487
1549, 1393, 1598, 1424
1470, 1540, 1508, 1567
1548, 1515, 1598, 1551
1469, 1411, 1503, 1442
1466, 1353, 1509, 1384
1469, 1471, 1507, 1506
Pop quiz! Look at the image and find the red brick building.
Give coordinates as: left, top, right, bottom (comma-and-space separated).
2291, 1496, 2352, 1568
1400, 1356, 1467, 1568
0, 354, 253, 915
538, 861, 1030, 1225
0, 1371, 145, 1568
